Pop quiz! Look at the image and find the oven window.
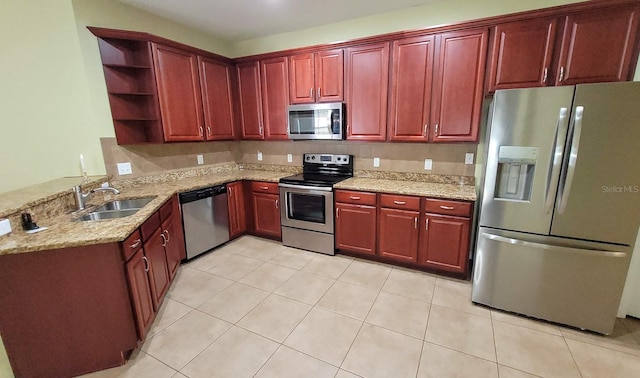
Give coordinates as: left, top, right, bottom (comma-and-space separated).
287, 192, 325, 223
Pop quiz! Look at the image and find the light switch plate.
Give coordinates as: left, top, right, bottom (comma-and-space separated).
373, 157, 380, 167
465, 153, 475, 165
117, 162, 132, 175
0, 219, 11, 237
197, 154, 204, 165
257, 151, 263, 161
287, 154, 292, 163
424, 159, 433, 170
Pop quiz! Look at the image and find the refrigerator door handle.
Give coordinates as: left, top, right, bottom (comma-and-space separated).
482, 232, 627, 258
558, 106, 584, 214
544, 107, 569, 213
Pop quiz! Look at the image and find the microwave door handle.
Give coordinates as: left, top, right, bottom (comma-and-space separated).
557, 106, 584, 214
544, 107, 569, 213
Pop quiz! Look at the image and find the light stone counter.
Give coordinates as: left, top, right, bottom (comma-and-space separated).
0, 170, 288, 255
334, 177, 477, 201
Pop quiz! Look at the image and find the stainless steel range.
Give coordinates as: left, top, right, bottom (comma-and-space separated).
279, 153, 354, 255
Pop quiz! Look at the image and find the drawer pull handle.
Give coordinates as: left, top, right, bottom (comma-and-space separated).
336, 208, 340, 218
161, 232, 167, 247
425, 218, 429, 231
414, 217, 418, 229
260, 186, 269, 190
350, 196, 361, 200
130, 238, 141, 249
440, 206, 455, 210
275, 199, 279, 209
393, 201, 406, 205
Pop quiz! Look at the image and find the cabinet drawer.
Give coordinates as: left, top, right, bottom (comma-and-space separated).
159, 198, 173, 221
121, 229, 143, 261
380, 194, 420, 211
424, 198, 472, 217
335, 190, 377, 205
251, 181, 279, 194
140, 212, 161, 241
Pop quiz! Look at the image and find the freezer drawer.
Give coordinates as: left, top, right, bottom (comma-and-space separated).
472, 227, 630, 334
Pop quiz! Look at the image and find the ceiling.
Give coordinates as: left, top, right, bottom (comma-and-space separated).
118, 0, 442, 42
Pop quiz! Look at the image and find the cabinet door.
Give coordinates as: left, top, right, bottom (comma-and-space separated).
144, 228, 170, 310
152, 44, 204, 141
346, 43, 390, 141
162, 217, 182, 280
125, 249, 155, 341
556, 6, 640, 85
488, 18, 557, 92
316, 49, 344, 102
261, 57, 290, 140
335, 203, 377, 255
198, 56, 235, 140
378, 208, 420, 263
419, 213, 470, 274
253, 192, 281, 239
389, 35, 435, 141
237, 61, 264, 139
228, 181, 247, 238
289, 53, 315, 104
431, 29, 487, 142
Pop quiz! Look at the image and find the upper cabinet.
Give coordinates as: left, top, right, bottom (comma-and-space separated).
488, 18, 557, 91
556, 6, 640, 85
345, 43, 390, 141
431, 28, 488, 143
488, 5, 640, 92
289, 49, 344, 104
152, 44, 204, 142
237, 61, 264, 140
261, 57, 290, 140
198, 56, 236, 140
389, 29, 488, 143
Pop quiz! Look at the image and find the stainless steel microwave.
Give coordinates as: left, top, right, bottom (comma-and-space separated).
287, 103, 345, 140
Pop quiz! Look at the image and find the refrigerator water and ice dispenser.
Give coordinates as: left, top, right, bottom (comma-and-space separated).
494, 146, 538, 201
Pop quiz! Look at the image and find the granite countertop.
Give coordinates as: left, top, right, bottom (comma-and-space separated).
0, 170, 288, 256
334, 177, 477, 201
0, 169, 476, 256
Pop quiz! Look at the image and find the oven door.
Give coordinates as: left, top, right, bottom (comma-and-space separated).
279, 184, 334, 234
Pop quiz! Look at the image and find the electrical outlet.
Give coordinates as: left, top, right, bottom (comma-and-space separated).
465, 153, 475, 165
197, 154, 204, 165
257, 151, 263, 161
287, 153, 292, 163
117, 162, 132, 175
0, 219, 12, 237
424, 159, 433, 170
373, 157, 380, 168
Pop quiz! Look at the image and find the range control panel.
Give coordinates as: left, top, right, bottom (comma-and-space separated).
303, 153, 351, 165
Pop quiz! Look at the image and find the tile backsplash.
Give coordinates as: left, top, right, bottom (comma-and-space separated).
101, 137, 477, 179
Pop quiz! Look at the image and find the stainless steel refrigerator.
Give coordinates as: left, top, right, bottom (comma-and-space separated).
472, 82, 640, 334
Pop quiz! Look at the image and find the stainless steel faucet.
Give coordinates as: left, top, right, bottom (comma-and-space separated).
72, 185, 120, 210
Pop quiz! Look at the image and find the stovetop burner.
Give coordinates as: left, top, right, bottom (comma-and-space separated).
279, 153, 354, 188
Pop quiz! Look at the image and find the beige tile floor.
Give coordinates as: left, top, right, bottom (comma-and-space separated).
83, 236, 640, 378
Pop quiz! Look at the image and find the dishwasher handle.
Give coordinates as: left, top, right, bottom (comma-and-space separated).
179, 184, 226, 204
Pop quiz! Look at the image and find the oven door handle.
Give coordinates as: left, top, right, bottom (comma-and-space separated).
278, 183, 333, 192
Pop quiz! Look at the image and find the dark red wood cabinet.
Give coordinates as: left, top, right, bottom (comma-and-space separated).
388, 35, 436, 142
160, 197, 184, 280
251, 181, 281, 239
227, 181, 247, 238
152, 43, 205, 142
378, 194, 421, 263
125, 247, 155, 341
431, 28, 488, 143
335, 190, 378, 255
419, 214, 470, 274
556, 6, 640, 85
488, 18, 557, 91
198, 56, 236, 140
345, 43, 390, 141
261, 57, 290, 140
237, 61, 264, 139
289, 49, 344, 104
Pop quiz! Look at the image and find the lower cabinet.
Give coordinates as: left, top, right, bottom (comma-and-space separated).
125, 247, 155, 341
227, 181, 247, 239
334, 190, 473, 276
144, 227, 171, 309
251, 181, 281, 239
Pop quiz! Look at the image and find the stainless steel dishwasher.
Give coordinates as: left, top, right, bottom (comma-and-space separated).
179, 184, 230, 260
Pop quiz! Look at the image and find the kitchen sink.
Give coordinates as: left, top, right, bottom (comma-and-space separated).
94, 197, 156, 212
78, 209, 141, 221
